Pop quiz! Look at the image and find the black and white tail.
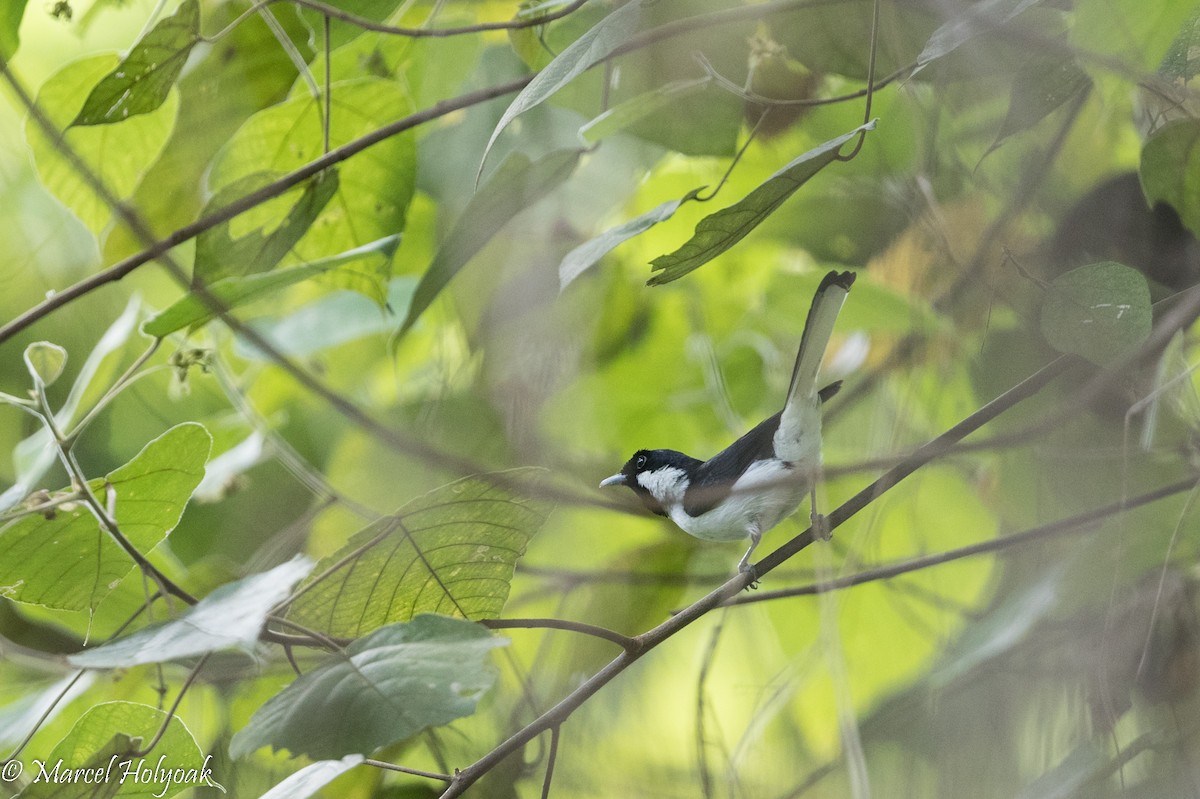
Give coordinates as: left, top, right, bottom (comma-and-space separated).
785, 270, 855, 410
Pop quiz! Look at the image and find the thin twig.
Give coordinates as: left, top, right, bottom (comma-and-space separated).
480, 618, 638, 652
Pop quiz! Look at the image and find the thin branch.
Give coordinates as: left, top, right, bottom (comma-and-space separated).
540, 725, 561, 799
130, 654, 211, 757
726, 477, 1199, 607
363, 758, 453, 781
480, 618, 638, 652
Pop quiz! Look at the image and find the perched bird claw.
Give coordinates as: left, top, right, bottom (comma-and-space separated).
812, 511, 832, 542
739, 562, 760, 590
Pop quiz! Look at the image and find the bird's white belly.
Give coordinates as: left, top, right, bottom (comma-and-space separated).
667, 459, 809, 542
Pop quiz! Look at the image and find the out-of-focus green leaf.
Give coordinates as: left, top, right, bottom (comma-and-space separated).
398, 149, 579, 337
23, 341, 67, 388
237, 276, 416, 360
71, 0, 200, 127
559, 188, 705, 290
229, 614, 506, 760
1072, 0, 1195, 73
144, 235, 399, 338
983, 52, 1090, 159
1141, 119, 1200, 238
69, 557, 312, 668
209, 79, 415, 303
1039, 262, 1152, 366
578, 78, 710, 146
21, 701, 207, 799
0, 299, 141, 514
299, 0, 401, 49
914, 0, 1044, 75
0, 423, 211, 611
192, 170, 340, 285
1015, 741, 1109, 799
0, 0, 26, 59
254, 755, 364, 799
648, 122, 874, 286
287, 469, 551, 638
481, 0, 646, 174
773, 0, 937, 80
25, 55, 178, 235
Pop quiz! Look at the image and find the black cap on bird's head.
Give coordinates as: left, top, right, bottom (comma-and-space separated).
600, 449, 700, 517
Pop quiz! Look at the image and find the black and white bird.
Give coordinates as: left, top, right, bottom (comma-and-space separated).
600, 270, 855, 576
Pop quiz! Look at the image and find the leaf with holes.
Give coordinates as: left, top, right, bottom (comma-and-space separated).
72, 0, 200, 126
0, 423, 210, 611
1039, 262, 1151, 366
230, 614, 505, 760
287, 469, 551, 637
648, 122, 874, 286
69, 557, 312, 668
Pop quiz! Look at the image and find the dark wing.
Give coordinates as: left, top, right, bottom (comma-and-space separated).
682, 412, 782, 517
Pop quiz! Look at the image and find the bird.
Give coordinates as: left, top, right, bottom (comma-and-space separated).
600, 270, 855, 579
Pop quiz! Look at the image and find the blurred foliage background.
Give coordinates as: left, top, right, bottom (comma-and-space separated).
2, 0, 1200, 796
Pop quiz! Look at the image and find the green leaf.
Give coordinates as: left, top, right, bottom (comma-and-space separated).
208, 78, 416, 302
982, 52, 1090, 159
71, 0, 200, 127
255, 755, 365, 799
1159, 9, 1200, 81
23, 341, 67, 388
192, 170, 341, 285
143, 235, 400, 338
1039, 262, 1152, 366
559, 187, 705, 290
21, 701, 208, 799
237, 276, 416, 360
1071, 0, 1195, 73
480, 0, 646, 174
0, 0, 26, 60
398, 149, 580, 337
26, 55, 178, 235
0, 298, 141, 514
647, 122, 874, 286
230, 614, 506, 760
69, 557, 312, 668
577, 77, 710, 146
1140, 119, 1200, 238
914, 0, 1044, 75
0, 423, 211, 611
287, 469, 551, 638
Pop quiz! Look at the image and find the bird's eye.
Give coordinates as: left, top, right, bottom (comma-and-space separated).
635, 454, 647, 469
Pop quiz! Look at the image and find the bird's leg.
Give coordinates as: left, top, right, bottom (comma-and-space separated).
810, 484, 831, 542
737, 523, 762, 589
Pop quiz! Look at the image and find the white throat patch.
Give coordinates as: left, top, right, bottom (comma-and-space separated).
636, 466, 688, 505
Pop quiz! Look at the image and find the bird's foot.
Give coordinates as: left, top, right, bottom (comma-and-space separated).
738, 561, 760, 590
812, 511, 832, 542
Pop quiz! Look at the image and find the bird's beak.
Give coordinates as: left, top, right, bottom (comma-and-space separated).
599, 473, 626, 488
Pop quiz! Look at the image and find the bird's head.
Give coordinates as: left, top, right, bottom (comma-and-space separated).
600, 449, 699, 516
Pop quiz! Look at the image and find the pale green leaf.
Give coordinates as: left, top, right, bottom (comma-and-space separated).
287, 469, 551, 638
1039, 262, 1152, 366
144, 235, 399, 338
577, 77, 710, 146
72, 0, 200, 126
914, 0, 1044, 74
230, 615, 505, 760
480, 0, 646, 174
69, 557, 312, 668
26, 55, 178, 235
254, 756, 364, 799
983, 52, 1090, 158
0, 0, 26, 59
559, 187, 705, 290
648, 122, 874, 285
0, 423, 211, 611
208, 79, 415, 304
398, 149, 579, 337
23, 341, 67, 388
